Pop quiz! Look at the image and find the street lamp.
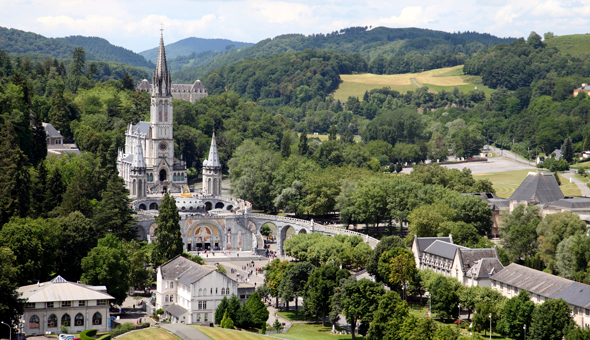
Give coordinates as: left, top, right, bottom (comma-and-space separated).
1, 321, 11, 340
489, 313, 492, 340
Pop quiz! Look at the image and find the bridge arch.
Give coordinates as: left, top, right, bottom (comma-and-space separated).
187, 222, 221, 251
149, 202, 158, 210
298, 228, 307, 235
138, 204, 147, 211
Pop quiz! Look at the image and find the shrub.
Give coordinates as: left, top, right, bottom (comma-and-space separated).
97, 335, 111, 340
61, 326, 69, 334
156, 308, 164, 315
80, 329, 97, 340
109, 323, 136, 338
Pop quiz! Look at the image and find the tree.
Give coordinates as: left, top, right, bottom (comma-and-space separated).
60, 161, 92, 217
497, 290, 534, 339
49, 87, 71, 139
429, 275, 459, 320
367, 291, 409, 340
245, 291, 269, 327
123, 240, 152, 290
182, 252, 206, 265
55, 212, 97, 281
215, 297, 229, 324
280, 132, 291, 158
500, 204, 541, 261
81, 234, 130, 304
0, 247, 24, 339
367, 235, 406, 284
304, 265, 350, 326
93, 175, 136, 240
283, 262, 315, 313
408, 203, 455, 238
263, 259, 290, 308
387, 251, 417, 300
71, 47, 86, 76
339, 278, 385, 340
537, 211, 586, 272
30, 112, 47, 166
153, 193, 183, 267
121, 72, 134, 90
272, 318, 282, 331
220, 310, 234, 329
561, 137, 574, 163
473, 301, 499, 335
236, 303, 254, 328
299, 128, 309, 155
0, 120, 31, 226
44, 166, 65, 214
529, 299, 573, 340
216, 263, 227, 275
260, 224, 272, 238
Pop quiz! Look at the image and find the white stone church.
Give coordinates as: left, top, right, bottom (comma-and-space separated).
117, 32, 221, 196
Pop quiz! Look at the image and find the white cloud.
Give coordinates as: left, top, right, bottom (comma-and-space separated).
377, 6, 431, 26
249, 0, 314, 24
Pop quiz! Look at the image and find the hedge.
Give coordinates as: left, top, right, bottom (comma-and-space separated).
80, 329, 97, 340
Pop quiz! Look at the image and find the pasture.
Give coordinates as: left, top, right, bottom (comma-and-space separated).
334, 66, 494, 101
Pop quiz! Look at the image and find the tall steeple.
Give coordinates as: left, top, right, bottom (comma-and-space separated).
132, 139, 146, 169
152, 30, 171, 97
204, 132, 221, 168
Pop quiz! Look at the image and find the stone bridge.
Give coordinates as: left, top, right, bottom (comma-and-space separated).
133, 195, 379, 254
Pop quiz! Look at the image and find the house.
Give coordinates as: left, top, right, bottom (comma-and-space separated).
43, 123, 63, 146
155, 255, 240, 324
18, 275, 114, 336
490, 263, 590, 328
412, 236, 503, 287
552, 149, 563, 160
410, 235, 452, 269
573, 83, 590, 97
42, 123, 81, 157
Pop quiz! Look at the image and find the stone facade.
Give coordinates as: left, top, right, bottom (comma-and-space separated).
137, 80, 208, 103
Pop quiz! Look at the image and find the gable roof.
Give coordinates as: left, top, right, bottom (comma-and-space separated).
510, 172, 564, 205
458, 248, 499, 271
42, 123, 62, 138
466, 258, 504, 279
415, 236, 452, 253
491, 263, 572, 298
547, 197, 590, 209
159, 255, 214, 285
423, 240, 466, 260
18, 275, 113, 303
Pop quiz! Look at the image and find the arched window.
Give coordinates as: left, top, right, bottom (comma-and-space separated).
92, 312, 102, 325
221, 288, 225, 295
165, 295, 169, 302
210, 288, 212, 294
61, 314, 71, 327
47, 314, 57, 328
170, 282, 174, 288
226, 287, 230, 295
159, 101, 162, 122
29, 315, 40, 329
164, 101, 168, 122
199, 288, 202, 296
170, 295, 174, 302
74, 313, 84, 326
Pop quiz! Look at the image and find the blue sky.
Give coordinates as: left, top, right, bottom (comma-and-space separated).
1, 0, 589, 53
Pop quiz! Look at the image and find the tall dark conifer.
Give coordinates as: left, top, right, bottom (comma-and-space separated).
30, 160, 48, 218
30, 112, 47, 166
299, 128, 308, 156
49, 86, 70, 139
44, 166, 65, 214
93, 175, 136, 240
153, 193, 183, 266
0, 121, 31, 227
60, 162, 92, 217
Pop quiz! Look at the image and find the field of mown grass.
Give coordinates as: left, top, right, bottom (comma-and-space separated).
333, 66, 495, 101
474, 170, 580, 197
117, 328, 180, 340
280, 323, 350, 340
195, 326, 272, 340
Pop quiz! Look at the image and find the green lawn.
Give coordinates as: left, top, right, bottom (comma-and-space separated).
280, 323, 350, 340
278, 310, 319, 322
117, 328, 180, 340
195, 326, 272, 340
575, 174, 590, 183
546, 34, 590, 57
474, 170, 579, 198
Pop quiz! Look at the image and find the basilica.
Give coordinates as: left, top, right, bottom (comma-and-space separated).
117, 32, 217, 196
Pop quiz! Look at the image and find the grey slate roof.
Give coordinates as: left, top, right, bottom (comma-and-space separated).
547, 197, 590, 209
203, 132, 221, 168
491, 263, 572, 298
552, 149, 562, 160
423, 240, 466, 259
42, 123, 62, 138
416, 237, 452, 253
164, 304, 188, 317
160, 255, 213, 286
132, 121, 151, 135
458, 248, 499, 271
552, 282, 590, 308
466, 258, 504, 279
467, 193, 510, 210
510, 172, 564, 205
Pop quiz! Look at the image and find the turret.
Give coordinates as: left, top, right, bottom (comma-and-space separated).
202, 132, 222, 196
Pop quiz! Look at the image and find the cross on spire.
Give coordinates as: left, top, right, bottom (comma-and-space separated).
160, 22, 164, 33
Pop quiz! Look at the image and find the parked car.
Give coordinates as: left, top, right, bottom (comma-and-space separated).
58, 334, 75, 340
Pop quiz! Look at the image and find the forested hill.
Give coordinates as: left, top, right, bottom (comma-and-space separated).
58, 36, 154, 68
139, 37, 254, 62
0, 27, 153, 68
172, 26, 514, 82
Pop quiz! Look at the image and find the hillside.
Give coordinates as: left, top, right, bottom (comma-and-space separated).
172, 26, 514, 83
0, 26, 80, 59
546, 34, 590, 57
139, 37, 253, 62
58, 36, 154, 68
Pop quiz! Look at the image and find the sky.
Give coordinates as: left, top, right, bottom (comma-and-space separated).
1, 0, 590, 53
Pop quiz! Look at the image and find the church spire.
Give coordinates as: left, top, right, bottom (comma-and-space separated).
131, 139, 146, 169
204, 132, 221, 168
152, 30, 171, 97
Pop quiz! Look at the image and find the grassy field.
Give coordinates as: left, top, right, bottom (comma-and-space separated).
334, 66, 495, 101
117, 328, 179, 340
474, 170, 581, 198
547, 34, 590, 57
278, 310, 319, 322
195, 326, 272, 340
280, 323, 350, 340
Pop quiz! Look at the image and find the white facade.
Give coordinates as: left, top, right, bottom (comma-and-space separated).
156, 256, 238, 324
201, 132, 222, 196
18, 276, 113, 336
117, 33, 187, 195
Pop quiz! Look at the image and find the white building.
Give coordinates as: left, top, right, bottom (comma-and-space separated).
117, 32, 188, 195
201, 132, 222, 196
18, 276, 114, 336
156, 255, 238, 324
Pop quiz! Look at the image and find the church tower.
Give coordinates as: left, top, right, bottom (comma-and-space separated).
130, 139, 147, 198
145, 31, 175, 182
202, 132, 222, 196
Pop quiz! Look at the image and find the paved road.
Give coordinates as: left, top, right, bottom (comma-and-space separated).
562, 172, 590, 197
400, 154, 536, 175
160, 323, 210, 340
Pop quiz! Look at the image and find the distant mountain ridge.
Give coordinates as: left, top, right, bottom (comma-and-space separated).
172, 26, 515, 83
57, 36, 154, 68
139, 37, 254, 62
0, 26, 153, 69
